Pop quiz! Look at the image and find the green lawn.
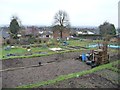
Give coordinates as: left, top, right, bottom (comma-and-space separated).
2, 46, 55, 60
1, 39, 92, 59
1, 39, 117, 60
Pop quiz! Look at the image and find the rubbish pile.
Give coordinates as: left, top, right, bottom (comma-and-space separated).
76, 49, 109, 68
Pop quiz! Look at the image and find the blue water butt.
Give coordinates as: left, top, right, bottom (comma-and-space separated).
81, 53, 87, 62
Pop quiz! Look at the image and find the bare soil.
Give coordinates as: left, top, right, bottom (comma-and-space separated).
1, 51, 119, 88
2, 59, 90, 88
39, 70, 119, 88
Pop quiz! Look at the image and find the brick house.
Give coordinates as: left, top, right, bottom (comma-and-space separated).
21, 26, 39, 37
17, 26, 40, 45
110, 37, 119, 43
53, 26, 70, 40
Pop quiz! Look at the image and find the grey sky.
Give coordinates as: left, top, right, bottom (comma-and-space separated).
0, 0, 119, 27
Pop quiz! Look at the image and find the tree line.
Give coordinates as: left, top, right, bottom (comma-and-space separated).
9, 10, 117, 40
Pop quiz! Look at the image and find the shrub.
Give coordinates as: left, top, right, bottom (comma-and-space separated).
6, 39, 10, 44
28, 36, 36, 44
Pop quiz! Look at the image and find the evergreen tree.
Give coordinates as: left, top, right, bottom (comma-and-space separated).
99, 22, 116, 36
9, 17, 20, 39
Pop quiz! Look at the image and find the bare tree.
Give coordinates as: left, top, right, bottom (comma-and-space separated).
54, 10, 70, 27
53, 10, 70, 39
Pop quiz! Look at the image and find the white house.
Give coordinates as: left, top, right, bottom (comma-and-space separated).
77, 31, 94, 35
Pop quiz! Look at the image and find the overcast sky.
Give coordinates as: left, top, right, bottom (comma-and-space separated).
0, 0, 119, 27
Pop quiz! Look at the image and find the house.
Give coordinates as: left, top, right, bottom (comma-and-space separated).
76, 30, 101, 40
110, 36, 119, 43
19, 26, 54, 44
0, 27, 10, 45
0, 27, 10, 39
53, 26, 70, 40
39, 29, 53, 38
21, 26, 39, 37
76, 30, 94, 35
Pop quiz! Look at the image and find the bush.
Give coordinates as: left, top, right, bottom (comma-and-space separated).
6, 39, 10, 44
28, 37, 36, 44
9, 39, 17, 45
